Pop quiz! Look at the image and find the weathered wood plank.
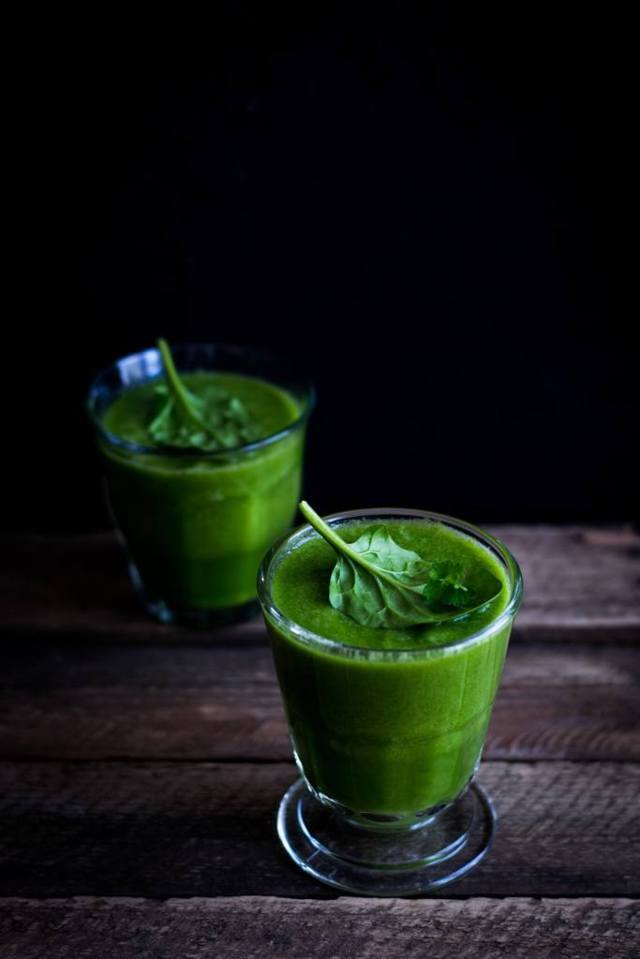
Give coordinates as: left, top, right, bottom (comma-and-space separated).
1, 897, 638, 959
2, 642, 639, 761
4, 638, 638, 690
1, 526, 639, 642
0, 761, 638, 898
0, 533, 262, 646
498, 525, 640, 640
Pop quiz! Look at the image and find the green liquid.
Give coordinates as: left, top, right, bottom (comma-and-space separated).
267, 519, 513, 816
101, 372, 305, 613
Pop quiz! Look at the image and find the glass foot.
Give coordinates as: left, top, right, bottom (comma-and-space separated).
277, 778, 496, 896
128, 562, 260, 628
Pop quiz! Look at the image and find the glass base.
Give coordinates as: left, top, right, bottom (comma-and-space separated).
129, 562, 260, 628
277, 778, 496, 896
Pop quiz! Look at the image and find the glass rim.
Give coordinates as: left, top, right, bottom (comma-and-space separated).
258, 507, 524, 659
86, 341, 315, 459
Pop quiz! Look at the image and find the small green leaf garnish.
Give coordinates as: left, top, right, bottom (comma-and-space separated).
148, 339, 260, 451
299, 501, 502, 629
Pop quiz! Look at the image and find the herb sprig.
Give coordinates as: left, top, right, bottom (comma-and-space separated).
148, 339, 259, 451
299, 500, 501, 629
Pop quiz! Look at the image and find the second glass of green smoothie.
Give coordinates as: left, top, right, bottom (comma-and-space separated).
258, 505, 523, 895
88, 342, 313, 626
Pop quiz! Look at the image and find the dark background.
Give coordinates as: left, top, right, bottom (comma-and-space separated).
8, 9, 634, 532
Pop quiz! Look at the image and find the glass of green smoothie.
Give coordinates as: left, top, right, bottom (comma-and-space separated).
87, 341, 313, 626
258, 502, 523, 894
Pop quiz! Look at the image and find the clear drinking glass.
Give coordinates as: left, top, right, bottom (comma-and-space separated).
87, 343, 314, 626
258, 508, 523, 894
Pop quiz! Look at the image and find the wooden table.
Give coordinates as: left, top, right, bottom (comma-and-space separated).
1, 527, 639, 957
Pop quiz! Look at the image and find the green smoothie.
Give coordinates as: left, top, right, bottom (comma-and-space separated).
263, 512, 519, 818
93, 344, 310, 618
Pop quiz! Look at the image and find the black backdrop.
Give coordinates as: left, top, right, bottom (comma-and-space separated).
7, 9, 634, 532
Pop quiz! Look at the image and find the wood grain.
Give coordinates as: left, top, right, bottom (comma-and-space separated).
2, 641, 639, 761
1, 528, 637, 956
0, 760, 638, 898
1, 897, 638, 959
2, 526, 639, 642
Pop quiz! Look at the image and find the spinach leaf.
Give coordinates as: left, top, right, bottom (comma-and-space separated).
299, 501, 502, 629
148, 339, 259, 451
